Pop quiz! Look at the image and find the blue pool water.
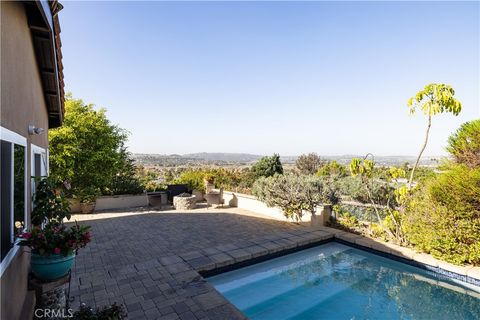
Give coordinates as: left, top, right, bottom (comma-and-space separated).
208, 242, 480, 320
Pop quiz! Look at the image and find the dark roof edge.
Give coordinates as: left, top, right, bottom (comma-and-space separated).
26, 0, 65, 128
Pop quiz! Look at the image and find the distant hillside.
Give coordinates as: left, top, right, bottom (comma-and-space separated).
184, 153, 262, 163
132, 152, 444, 167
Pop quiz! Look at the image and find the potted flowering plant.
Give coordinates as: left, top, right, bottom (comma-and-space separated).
18, 177, 92, 281
18, 223, 91, 280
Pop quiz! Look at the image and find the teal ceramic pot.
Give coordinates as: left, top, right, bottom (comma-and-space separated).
31, 252, 76, 281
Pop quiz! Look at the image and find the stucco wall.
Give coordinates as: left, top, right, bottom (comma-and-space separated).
220, 190, 312, 222
220, 190, 333, 226
0, 2, 50, 319
1, 1, 50, 149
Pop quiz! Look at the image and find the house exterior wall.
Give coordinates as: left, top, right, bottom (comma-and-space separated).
0, 2, 51, 319
1, 1, 50, 150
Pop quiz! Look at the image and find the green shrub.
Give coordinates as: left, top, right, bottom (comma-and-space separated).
335, 176, 395, 206
316, 160, 347, 177
253, 174, 339, 221
339, 212, 359, 229
370, 223, 386, 239
403, 164, 480, 265
175, 169, 206, 191
251, 154, 283, 178
446, 119, 480, 168
73, 303, 126, 320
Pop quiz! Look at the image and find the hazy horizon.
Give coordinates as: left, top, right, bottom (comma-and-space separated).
132, 151, 446, 159
60, 1, 479, 156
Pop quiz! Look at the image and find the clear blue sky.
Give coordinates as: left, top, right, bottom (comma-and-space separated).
60, 1, 479, 156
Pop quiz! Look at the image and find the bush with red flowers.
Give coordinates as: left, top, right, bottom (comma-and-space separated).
18, 222, 91, 256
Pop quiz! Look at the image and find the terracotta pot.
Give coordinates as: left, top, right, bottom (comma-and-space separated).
80, 202, 95, 214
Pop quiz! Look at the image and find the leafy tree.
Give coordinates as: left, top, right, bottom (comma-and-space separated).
316, 160, 347, 177
104, 147, 144, 195
446, 119, 480, 168
251, 153, 283, 178
49, 95, 131, 201
253, 174, 339, 221
407, 83, 462, 188
295, 153, 322, 175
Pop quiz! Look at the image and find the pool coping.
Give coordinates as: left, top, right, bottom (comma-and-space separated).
188, 227, 480, 288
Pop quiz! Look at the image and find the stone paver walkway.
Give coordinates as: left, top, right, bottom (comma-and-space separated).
68, 207, 333, 319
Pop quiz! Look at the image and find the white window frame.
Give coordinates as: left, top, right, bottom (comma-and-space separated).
0, 127, 28, 277
31, 143, 48, 214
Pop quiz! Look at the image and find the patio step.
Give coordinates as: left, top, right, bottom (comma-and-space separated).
222, 250, 366, 311
244, 276, 365, 320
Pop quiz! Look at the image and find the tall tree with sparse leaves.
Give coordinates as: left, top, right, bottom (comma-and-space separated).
407, 83, 462, 188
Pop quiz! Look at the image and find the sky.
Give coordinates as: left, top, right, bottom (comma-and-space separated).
60, 1, 479, 156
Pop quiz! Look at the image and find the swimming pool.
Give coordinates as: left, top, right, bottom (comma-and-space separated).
208, 242, 480, 320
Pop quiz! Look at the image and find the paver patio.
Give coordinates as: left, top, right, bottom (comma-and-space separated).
68, 207, 334, 319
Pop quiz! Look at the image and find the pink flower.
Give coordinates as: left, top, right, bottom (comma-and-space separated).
53, 247, 61, 254
20, 233, 32, 239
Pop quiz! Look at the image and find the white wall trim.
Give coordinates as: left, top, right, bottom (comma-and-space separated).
0, 242, 21, 278
0, 126, 27, 146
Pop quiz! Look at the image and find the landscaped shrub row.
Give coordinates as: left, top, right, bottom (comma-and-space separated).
403, 164, 480, 265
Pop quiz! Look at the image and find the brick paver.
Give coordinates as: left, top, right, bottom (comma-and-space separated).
68, 207, 333, 319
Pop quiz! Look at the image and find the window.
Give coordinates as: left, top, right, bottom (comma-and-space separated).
31, 144, 48, 209
0, 128, 28, 263
14, 145, 26, 234
1, 140, 13, 260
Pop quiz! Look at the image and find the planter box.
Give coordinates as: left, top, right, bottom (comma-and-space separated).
220, 189, 316, 223
95, 194, 148, 211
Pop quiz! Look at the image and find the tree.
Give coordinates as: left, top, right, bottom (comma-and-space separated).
105, 147, 144, 195
295, 153, 322, 175
251, 153, 283, 178
407, 83, 462, 188
316, 160, 347, 177
49, 95, 131, 201
252, 174, 339, 221
446, 119, 480, 168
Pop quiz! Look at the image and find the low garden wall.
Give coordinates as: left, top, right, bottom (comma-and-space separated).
69, 194, 148, 213
219, 190, 314, 223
